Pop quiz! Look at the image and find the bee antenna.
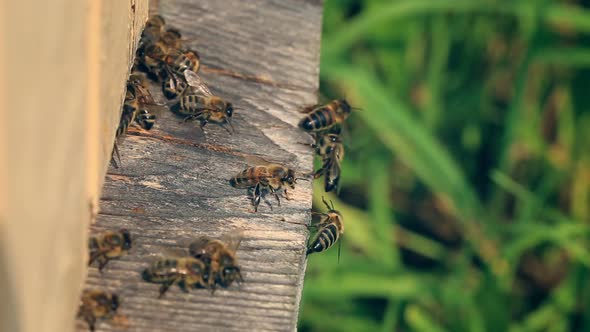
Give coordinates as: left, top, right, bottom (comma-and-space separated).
295, 177, 310, 182
227, 118, 235, 133
321, 196, 331, 210
330, 199, 335, 210
351, 107, 363, 111
222, 121, 233, 135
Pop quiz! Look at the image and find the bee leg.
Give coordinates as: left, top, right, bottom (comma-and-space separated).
158, 280, 175, 298
110, 142, 121, 169
283, 189, 292, 200
84, 314, 96, 332
313, 166, 325, 179
182, 115, 194, 123
269, 187, 281, 207
179, 278, 190, 293
253, 183, 262, 212
97, 256, 110, 273
199, 119, 208, 131
88, 251, 100, 267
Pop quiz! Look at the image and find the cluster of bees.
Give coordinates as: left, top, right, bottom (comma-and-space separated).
81, 14, 356, 331
79, 229, 241, 331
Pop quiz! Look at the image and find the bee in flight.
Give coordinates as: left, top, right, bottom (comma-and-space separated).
111, 72, 165, 168
298, 99, 355, 132
230, 162, 304, 212
307, 197, 344, 261
142, 255, 208, 298
88, 229, 132, 272
189, 235, 243, 290
77, 289, 121, 332
313, 130, 344, 193
170, 70, 235, 134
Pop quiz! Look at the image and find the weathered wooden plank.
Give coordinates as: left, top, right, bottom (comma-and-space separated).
78, 0, 323, 331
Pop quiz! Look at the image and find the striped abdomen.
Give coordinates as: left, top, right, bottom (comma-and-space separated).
135, 109, 156, 130
162, 77, 188, 99
167, 51, 200, 75
307, 221, 342, 255
299, 107, 338, 132
298, 100, 351, 132
177, 94, 208, 115
229, 166, 271, 188
142, 258, 184, 283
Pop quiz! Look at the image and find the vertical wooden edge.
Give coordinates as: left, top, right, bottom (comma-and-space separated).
0, 2, 16, 332
86, 0, 101, 225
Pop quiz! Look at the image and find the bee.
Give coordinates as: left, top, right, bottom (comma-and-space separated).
77, 289, 120, 332
229, 163, 300, 212
313, 131, 344, 193
189, 236, 243, 290
111, 72, 164, 168
88, 229, 132, 272
162, 71, 189, 99
142, 256, 208, 298
142, 15, 166, 44
163, 48, 200, 76
159, 28, 183, 50
298, 99, 353, 132
160, 49, 201, 100
170, 70, 235, 133
307, 197, 344, 261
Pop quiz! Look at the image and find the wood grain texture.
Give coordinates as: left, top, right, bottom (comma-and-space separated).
78, 0, 323, 331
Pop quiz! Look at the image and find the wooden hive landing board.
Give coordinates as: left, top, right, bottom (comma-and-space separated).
78, 0, 323, 331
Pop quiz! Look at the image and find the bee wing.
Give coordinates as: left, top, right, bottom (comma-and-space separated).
187, 236, 212, 257
184, 69, 212, 96
221, 232, 243, 253
242, 155, 286, 167
160, 247, 190, 258
299, 104, 321, 114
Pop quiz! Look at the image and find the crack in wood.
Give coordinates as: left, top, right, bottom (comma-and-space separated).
200, 64, 315, 93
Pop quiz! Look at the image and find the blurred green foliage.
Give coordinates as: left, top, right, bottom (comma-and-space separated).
300, 0, 590, 331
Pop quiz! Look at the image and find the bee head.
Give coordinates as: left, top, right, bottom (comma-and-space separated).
225, 103, 234, 118
284, 168, 296, 189
120, 229, 132, 250
339, 99, 351, 114
327, 133, 341, 143
164, 28, 181, 40
146, 15, 165, 29
221, 265, 243, 286
110, 294, 120, 312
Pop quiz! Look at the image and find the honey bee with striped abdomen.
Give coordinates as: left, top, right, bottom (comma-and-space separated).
171, 70, 235, 133
111, 72, 164, 168
88, 229, 132, 272
77, 290, 120, 332
230, 163, 302, 212
189, 235, 243, 290
307, 197, 344, 261
298, 99, 352, 132
313, 130, 344, 193
142, 256, 208, 298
